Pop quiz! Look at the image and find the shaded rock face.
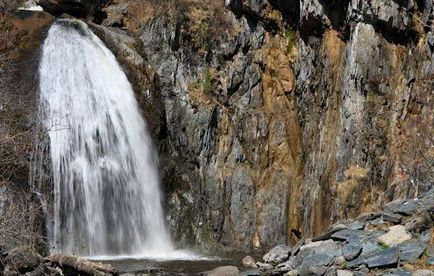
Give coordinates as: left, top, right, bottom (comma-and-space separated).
36, 0, 107, 21
0, 9, 54, 252
108, 0, 433, 251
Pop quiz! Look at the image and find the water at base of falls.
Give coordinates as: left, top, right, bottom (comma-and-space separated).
38, 19, 174, 257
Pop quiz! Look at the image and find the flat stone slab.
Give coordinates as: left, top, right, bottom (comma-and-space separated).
343, 244, 362, 261
398, 241, 426, 262
378, 225, 411, 247
348, 247, 399, 268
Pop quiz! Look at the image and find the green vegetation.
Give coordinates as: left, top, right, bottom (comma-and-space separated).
202, 67, 213, 93
285, 29, 297, 54
379, 243, 390, 250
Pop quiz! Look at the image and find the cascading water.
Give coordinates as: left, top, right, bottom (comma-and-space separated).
38, 19, 174, 256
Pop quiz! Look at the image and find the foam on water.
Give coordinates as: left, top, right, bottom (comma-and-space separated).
39, 19, 175, 257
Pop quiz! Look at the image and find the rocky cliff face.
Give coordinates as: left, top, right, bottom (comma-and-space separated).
112, 0, 433, 251
0, 0, 433, 255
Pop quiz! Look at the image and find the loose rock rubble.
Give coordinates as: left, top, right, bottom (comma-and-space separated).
241, 189, 434, 275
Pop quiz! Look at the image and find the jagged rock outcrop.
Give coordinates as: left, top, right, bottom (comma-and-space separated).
101, 0, 433, 251
241, 188, 434, 275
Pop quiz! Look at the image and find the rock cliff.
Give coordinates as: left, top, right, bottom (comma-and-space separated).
108, 0, 433, 251
0, 0, 433, 256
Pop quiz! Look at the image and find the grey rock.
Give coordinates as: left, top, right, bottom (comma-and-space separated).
331, 229, 369, 243
382, 212, 403, 224
284, 270, 299, 276
426, 257, 434, 266
378, 225, 412, 247
420, 230, 432, 244
293, 240, 342, 272
299, 265, 328, 276
334, 256, 346, 266
348, 247, 400, 268
313, 224, 348, 241
263, 244, 291, 264
382, 268, 412, 276
398, 241, 426, 262
337, 270, 354, 276
342, 244, 362, 261
256, 262, 273, 270
412, 270, 434, 276
385, 200, 418, 216
207, 266, 240, 276
242, 256, 257, 269
291, 239, 305, 256
241, 269, 261, 276
427, 245, 434, 257
364, 247, 400, 268
348, 222, 365, 231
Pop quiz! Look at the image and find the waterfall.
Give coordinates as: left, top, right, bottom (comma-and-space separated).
38, 19, 173, 256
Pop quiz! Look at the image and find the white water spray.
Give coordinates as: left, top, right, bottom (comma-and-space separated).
38, 19, 174, 256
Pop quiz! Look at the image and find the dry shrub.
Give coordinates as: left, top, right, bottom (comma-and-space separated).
0, 187, 46, 251
0, 0, 26, 10
154, 0, 233, 50
0, 53, 45, 252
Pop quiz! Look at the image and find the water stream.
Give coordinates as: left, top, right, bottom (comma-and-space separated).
38, 19, 173, 257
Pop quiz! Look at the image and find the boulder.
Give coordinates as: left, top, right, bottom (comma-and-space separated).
378, 225, 412, 247
241, 256, 257, 268
208, 266, 240, 276
263, 244, 291, 264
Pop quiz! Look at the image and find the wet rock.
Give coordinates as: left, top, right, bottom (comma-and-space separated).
208, 266, 240, 276
242, 256, 257, 268
398, 241, 426, 262
378, 225, 412, 247
263, 244, 291, 264
342, 244, 362, 261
